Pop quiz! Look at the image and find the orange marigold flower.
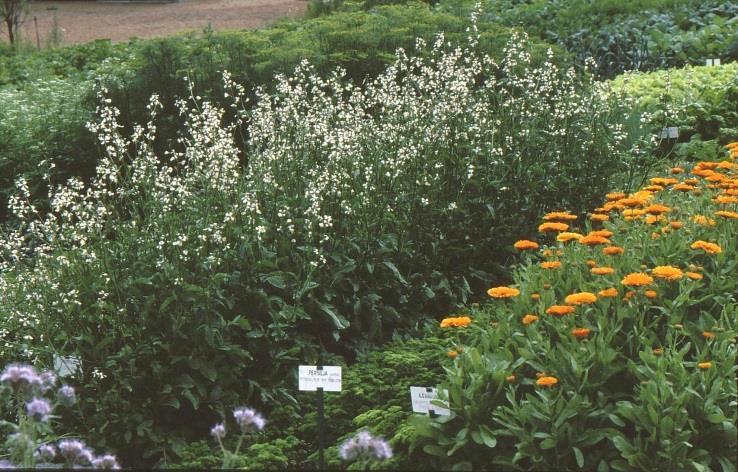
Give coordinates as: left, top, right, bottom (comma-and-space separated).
692, 215, 716, 226
579, 235, 610, 246
564, 292, 597, 305
544, 211, 577, 221
702, 331, 716, 340
590, 213, 610, 222
645, 290, 657, 299
539, 222, 569, 233
684, 178, 699, 185
606, 192, 626, 201
670, 221, 684, 229
602, 246, 624, 256
586, 259, 597, 267
556, 232, 583, 243
591, 266, 615, 275
697, 361, 712, 370
514, 239, 539, 250
487, 286, 521, 298
670, 167, 684, 174
571, 328, 591, 339
623, 291, 636, 300
643, 185, 664, 192
540, 261, 562, 269
715, 210, 738, 219
714, 195, 738, 204
621, 272, 654, 287
543, 283, 552, 289
588, 230, 614, 238
531, 293, 540, 300
619, 197, 646, 207
623, 209, 646, 218
673, 183, 695, 192
653, 347, 663, 356
652, 265, 684, 281
650, 177, 678, 186
440, 316, 472, 328
686, 271, 703, 280
598, 287, 618, 298
546, 305, 575, 316
522, 314, 539, 325
645, 204, 671, 215
505, 374, 516, 383
447, 350, 458, 359
536, 376, 559, 387
690, 240, 722, 254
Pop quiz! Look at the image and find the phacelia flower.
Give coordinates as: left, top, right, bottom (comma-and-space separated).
535, 376, 558, 387
58, 439, 93, 465
487, 286, 520, 298
690, 240, 722, 254
651, 266, 684, 281
571, 328, 591, 339
57, 385, 76, 407
233, 407, 266, 433
91, 455, 121, 470
440, 316, 472, 328
339, 430, 393, 462
621, 273, 653, 287
522, 314, 539, 325
26, 398, 52, 422
1, 364, 42, 393
513, 240, 539, 250
39, 371, 57, 393
564, 292, 597, 305
210, 422, 226, 440
35, 444, 57, 463
546, 305, 575, 316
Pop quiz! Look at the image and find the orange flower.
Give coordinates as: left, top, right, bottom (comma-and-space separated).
536, 376, 558, 387
546, 305, 575, 316
684, 178, 699, 185
522, 314, 539, 325
590, 213, 609, 222
505, 375, 516, 383
693, 215, 716, 226
714, 195, 738, 204
543, 211, 577, 221
623, 291, 636, 300
564, 292, 597, 305
651, 265, 684, 281
702, 331, 716, 340
715, 210, 738, 219
650, 177, 678, 186
447, 350, 458, 359
531, 293, 540, 300
621, 272, 654, 287
540, 261, 562, 269
686, 271, 703, 280
690, 240, 722, 254
556, 232, 584, 243
514, 239, 539, 250
619, 197, 646, 207
673, 183, 695, 192
440, 316, 472, 328
586, 259, 597, 267
543, 283, 552, 289
571, 328, 591, 339
670, 167, 684, 174
670, 221, 684, 229
487, 286, 521, 298
539, 222, 569, 233
602, 246, 624, 256
579, 235, 610, 246
598, 287, 618, 298
653, 347, 663, 356
697, 361, 712, 370
606, 192, 626, 201
643, 185, 664, 192
645, 290, 657, 299
588, 230, 614, 238
644, 204, 671, 215
591, 266, 615, 275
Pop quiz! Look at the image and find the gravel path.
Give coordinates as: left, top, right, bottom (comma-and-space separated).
20, 0, 306, 46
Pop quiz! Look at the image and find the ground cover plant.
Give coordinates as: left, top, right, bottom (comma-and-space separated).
410, 143, 738, 470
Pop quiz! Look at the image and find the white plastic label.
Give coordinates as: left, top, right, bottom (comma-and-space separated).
410, 386, 450, 415
53, 355, 81, 378
298, 365, 342, 392
705, 59, 721, 66
660, 127, 679, 139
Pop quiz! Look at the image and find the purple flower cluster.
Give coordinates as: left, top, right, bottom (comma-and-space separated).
339, 431, 393, 462
58, 439, 94, 466
233, 407, 266, 434
26, 398, 52, 422
210, 422, 226, 440
1, 364, 42, 393
57, 385, 77, 407
92, 454, 121, 469
35, 444, 57, 463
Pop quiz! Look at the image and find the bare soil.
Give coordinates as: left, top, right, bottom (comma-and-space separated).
17, 0, 306, 47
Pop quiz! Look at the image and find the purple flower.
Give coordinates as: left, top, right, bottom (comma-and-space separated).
58, 439, 93, 465
1, 364, 42, 393
0, 459, 16, 468
339, 431, 393, 462
92, 454, 121, 469
58, 385, 77, 407
40, 371, 58, 392
210, 422, 226, 440
26, 397, 52, 422
35, 444, 57, 463
232, 407, 266, 433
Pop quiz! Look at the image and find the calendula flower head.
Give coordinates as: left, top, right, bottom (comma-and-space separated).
598, 287, 618, 298
531, 293, 540, 300
546, 305, 575, 316
606, 192, 626, 201
588, 230, 614, 238
697, 361, 712, 370
556, 232, 583, 243
643, 185, 664, 192
590, 213, 609, 222
543, 211, 577, 222
686, 271, 703, 280
540, 261, 562, 269
670, 221, 684, 229
447, 350, 458, 359
535, 376, 558, 387
673, 183, 695, 192
645, 204, 671, 215
621, 273, 653, 287
691, 240, 722, 254
579, 234, 610, 246
564, 292, 597, 305
522, 314, 539, 325
571, 328, 591, 339
586, 259, 597, 267
692, 215, 716, 226
650, 177, 678, 186
602, 246, 624, 255
591, 266, 615, 275
670, 167, 684, 174
440, 316, 472, 328
505, 375, 516, 383
714, 195, 738, 204
651, 265, 684, 281
514, 239, 539, 250
702, 331, 716, 340
487, 286, 520, 298
645, 290, 657, 299
539, 222, 569, 233
653, 347, 663, 356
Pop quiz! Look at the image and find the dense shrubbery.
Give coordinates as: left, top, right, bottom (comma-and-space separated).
409, 146, 738, 470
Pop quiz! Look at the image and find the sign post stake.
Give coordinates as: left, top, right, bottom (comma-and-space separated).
317, 367, 325, 470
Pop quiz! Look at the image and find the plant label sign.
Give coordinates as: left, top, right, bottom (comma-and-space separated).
53, 355, 81, 378
705, 59, 721, 66
660, 127, 679, 139
298, 365, 342, 392
410, 386, 450, 416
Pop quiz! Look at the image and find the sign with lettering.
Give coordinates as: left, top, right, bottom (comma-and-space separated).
53, 355, 81, 378
705, 59, 721, 66
660, 127, 679, 139
298, 366, 342, 392
410, 386, 450, 415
